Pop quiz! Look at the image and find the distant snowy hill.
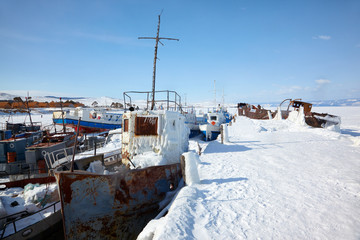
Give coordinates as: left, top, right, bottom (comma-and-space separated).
1, 92, 359, 107
257, 98, 360, 107
0, 92, 123, 107
311, 98, 360, 106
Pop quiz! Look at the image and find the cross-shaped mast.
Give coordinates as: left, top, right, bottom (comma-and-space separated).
139, 14, 179, 110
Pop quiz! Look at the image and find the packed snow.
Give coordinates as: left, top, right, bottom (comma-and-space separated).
138, 107, 360, 240
0, 183, 60, 237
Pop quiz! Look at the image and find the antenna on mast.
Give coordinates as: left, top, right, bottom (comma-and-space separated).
214, 80, 217, 107
138, 13, 179, 110
222, 88, 225, 107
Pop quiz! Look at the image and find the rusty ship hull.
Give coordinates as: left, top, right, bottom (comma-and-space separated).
237, 101, 341, 128
55, 163, 182, 239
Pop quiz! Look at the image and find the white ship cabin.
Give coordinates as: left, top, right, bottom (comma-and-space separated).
206, 112, 226, 127
121, 110, 189, 168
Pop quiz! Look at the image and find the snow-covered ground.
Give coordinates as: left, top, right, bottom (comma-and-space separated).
1, 106, 360, 239
139, 107, 360, 240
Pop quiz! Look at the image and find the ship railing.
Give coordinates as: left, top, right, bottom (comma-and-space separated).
44, 140, 106, 169
0, 201, 60, 239
123, 90, 183, 112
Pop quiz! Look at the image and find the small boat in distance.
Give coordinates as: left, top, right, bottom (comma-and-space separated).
199, 106, 232, 141
52, 107, 122, 133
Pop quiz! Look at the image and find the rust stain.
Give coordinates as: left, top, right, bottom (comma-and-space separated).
56, 164, 183, 239
124, 119, 129, 132
237, 103, 274, 120
134, 116, 158, 136
114, 179, 131, 205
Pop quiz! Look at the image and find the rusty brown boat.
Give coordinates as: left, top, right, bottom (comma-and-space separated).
238, 99, 341, 128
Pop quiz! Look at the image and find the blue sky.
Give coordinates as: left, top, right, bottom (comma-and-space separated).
1, 0, 359, 104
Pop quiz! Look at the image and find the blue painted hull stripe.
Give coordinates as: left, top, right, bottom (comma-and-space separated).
53, 119, 122, 130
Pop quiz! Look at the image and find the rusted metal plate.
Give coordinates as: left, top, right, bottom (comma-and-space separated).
237, 104, 274, 120
135, 117, 158, 135
55, 163, 182, 239
306, 112, 341, 128
123, 119, 129, 132
291, 100, 312, 113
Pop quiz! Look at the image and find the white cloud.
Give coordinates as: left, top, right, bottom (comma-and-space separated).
313, 35, 331, 40
315, 79, 331, 85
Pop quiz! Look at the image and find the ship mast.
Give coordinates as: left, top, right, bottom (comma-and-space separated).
25, 92, 34, 128
139, 14, 179, 110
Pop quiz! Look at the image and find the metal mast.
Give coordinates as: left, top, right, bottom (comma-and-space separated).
214, 80, 217, 107
138, 14, 179, 110
25, 92, 34, 128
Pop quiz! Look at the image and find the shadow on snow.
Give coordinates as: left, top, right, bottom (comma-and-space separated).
201, 177, 248, 185
202, 141, 251, 154
341, 128, 360, 137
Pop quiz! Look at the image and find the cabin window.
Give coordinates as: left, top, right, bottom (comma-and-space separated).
124, 119, 129, 132
210, 116, 217, 121
135, 117, 158, 135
